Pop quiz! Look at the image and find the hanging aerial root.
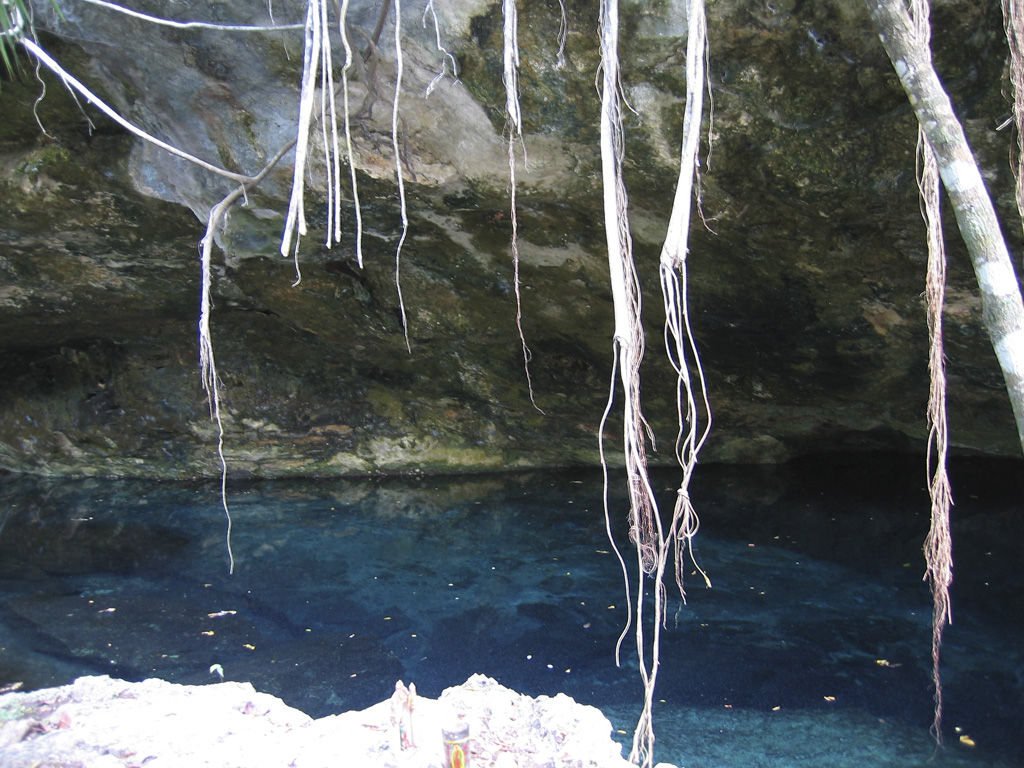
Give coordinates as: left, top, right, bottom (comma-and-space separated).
922, 145, 953, 742
280, 0, 321, 273
920, 117, 954, 748
597, 0, 667, 763
599, 350, 634, 668
597, 1, 714, 765
911, 0, 954, 746
319, 0, 341, 249
1001, 0, 1024, 241
501, 0, 543, 411
198, 141, 295, 575
280, 0, 357, 280
338, 0, 364, 266
199, 198, 235, 576
391, 0, 411, 352
423, 0, 458, 95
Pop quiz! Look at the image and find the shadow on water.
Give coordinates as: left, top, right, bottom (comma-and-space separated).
0, 452, 1020, 767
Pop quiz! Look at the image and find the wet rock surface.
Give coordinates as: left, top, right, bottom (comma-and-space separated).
0, 0, 1019, 477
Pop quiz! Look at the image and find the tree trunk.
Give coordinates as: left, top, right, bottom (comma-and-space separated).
865, 0, 1024, 458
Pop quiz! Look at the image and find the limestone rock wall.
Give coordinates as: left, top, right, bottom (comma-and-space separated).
0, 0, 1019, 477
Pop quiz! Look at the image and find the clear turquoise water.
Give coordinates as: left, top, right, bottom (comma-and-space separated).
0, 454, 1020, 767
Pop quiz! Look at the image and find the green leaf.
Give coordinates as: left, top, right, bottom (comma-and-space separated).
0, 0, 62, 88
1, 0, 29, 79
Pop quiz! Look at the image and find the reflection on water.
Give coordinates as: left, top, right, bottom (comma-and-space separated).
0, 454, 1020, 768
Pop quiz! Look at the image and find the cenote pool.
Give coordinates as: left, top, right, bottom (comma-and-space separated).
0, 453, 1021, 767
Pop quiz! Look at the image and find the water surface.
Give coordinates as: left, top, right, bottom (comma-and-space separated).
0, 454, 1020, 767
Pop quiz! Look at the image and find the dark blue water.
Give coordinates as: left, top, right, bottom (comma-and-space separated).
0, 453, 1020, 767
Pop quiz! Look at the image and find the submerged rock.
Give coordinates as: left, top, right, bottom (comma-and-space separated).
0, 673, 637, 768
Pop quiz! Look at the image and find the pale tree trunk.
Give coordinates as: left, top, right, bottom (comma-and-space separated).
865, 0, 1024, 457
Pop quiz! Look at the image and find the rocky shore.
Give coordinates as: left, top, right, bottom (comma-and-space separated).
0, 673, 648, 768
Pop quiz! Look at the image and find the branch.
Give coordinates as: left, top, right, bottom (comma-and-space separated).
20, 36, 254, 185
79, 0, 304, 32
865, 0, 1024, 458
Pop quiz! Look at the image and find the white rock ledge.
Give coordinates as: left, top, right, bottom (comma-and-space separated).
0, 673, 646, 768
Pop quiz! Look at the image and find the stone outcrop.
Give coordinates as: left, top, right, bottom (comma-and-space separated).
0, 673, 638, 767
0, 0, 1020, 477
